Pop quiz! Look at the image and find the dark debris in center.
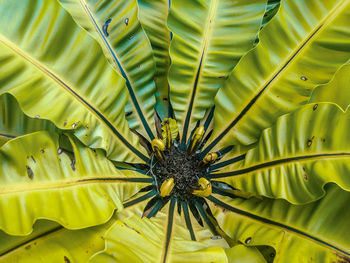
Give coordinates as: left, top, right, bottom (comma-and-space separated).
152, 146, 207, 201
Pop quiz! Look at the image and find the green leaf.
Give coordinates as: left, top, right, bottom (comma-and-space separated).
310, 61, 350, 111
137, 0, 171, 118
90, 201, 229, 263
0, 218, 113, 263
58, 0, 157, 138
0, 131, 149, 235
206, 0, 350, 155
0, 0, 146, 163
225, 245, 267, 263
0, 94, 57, 147
167, 0, 267, 144
208, 184, 350, 263
212, 103, 350, 204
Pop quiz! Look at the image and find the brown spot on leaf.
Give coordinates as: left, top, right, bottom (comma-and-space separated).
25, 245, 31, 250
40, 149, 45, 154
303, 174, 308, 180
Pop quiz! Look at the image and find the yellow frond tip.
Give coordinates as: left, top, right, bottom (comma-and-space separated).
192, 177, 212, 197
152, 139, 165, 151
188, 126, 205, 154
203, 152, 218, 164
160, 178, 175, 197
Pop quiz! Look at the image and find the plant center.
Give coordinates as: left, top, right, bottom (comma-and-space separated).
152, 146, 207, 201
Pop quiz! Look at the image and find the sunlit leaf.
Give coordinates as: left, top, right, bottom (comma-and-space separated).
212, 103, 350, 204
207, 0, 350, 155
0, 131, 149, 235
0, 0, 146, 163
58, 0, 157, 138
167, 0, 266, 144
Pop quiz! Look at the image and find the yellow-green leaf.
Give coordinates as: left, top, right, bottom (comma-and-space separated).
0, 131, 149, 235
0, 94, 57, 147
212, 103, 350, 204
0, 218, 113, 263
137, 0, 171, 118
0, 0, 146, 163
208, 184, 350, 263
58, 0, 157, 138
310, 61, 350, 111
225, 245, 267, 263
167, 0, 267, 144
90, 201, 229, 263
207, 0, 350, 155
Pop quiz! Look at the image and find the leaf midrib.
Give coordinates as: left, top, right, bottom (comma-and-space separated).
181, 0, 218, 144
79, 0, 155, 140
211, 152, 350, 178
204, 0, 350, 154
0, 176, 151, 194
208, 195, 350, 258
0, 33, 147, 162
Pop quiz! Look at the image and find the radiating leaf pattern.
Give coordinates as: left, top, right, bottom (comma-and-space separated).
167, 0, 267, 144
212, 103, 350, 204
0, 0, 350, 262
206, 0, 350, 154
91, 203, 229, 263
208, 184, 350, 262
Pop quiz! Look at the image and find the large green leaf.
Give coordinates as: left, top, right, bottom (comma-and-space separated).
310, 61, 350, 111
137, 0, 171, 118
0, 131, 149, 235
205, 0, 350, 155
0, 0, 147, 163
58, 0, 157, 138
208, 183, 350, 262
0, 218, 112, 263
90, 201, 229, 263
167, 0, 267, 144
212, 103, 350, 204
0, 94, 57, 147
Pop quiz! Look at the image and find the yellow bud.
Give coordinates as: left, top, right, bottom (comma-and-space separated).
203, 152, 218, 164
192, 177, 212, 197
160, 178, 175, 197
151, 139, 165, 162
188, 126, 205, 154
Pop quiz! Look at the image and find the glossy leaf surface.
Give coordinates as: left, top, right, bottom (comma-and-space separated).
0, 94, 57, 147
310, 61, 350, 111
0, 0, 146, 163
58, 0, 157, 137
167, 0, 266, 143
209, 184, 350, 262
0, 131, 148, 235
212, 103, 350, 204
208, 0, 350, 154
